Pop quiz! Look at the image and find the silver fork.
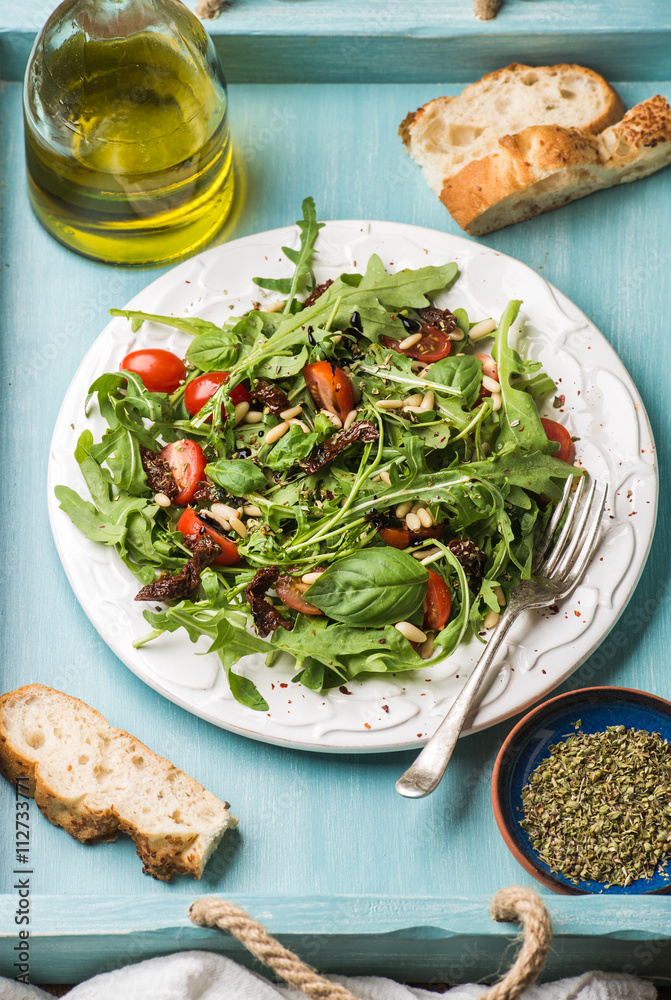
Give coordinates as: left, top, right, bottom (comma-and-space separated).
396, 476, 607, 799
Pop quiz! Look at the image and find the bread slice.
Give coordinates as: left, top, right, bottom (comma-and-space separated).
441, 95, 671, 235
0, 684, 237, 880
399, 63, 624, 198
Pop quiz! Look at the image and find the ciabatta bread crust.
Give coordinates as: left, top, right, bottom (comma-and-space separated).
0, 684, 237, 880
400, 63, 624, 196
442, 96, 671, 235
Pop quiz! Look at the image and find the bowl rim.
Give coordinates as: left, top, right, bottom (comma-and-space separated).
491, 685, 671, 895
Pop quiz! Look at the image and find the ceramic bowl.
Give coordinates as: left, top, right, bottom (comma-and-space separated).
491, 686, 671, 895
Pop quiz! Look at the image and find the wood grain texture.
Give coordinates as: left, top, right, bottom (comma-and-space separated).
0, 76, 670, 980
1, 895, 670, 983
0, 1, 670, 82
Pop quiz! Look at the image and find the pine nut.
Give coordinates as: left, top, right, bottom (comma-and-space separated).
413, 546, 440, 560
280, 405, 303, 420
263, 406, 270, 414
482, 441, 491, 455
405, 512, 421, 532
264, 421, 290, 445
411, 502, 422, 513
421, 391, 435, 411
418, 369, 429, 379
302, 571, 324, 584
484, 610, 500, 630
419, 634, 435, 659
411, 360, 428, 372
321, 409, 342, 428
403, 405, 427, 414
243, 410, 264, 424
211, 502, 238, 521
332, 334, 342, 345
205, 509, 231, 531
482, 375, 501, 394
343, 409, 358, 430
234, 400, 250, 426
265, 300, 285, 313
396, 501, 412, 518
491, 392, 502, 412
470, 318, 497, 341
289, 418, 311, 433
493, 585, 506, 606
394, 621, 427, 643
229, 516, 248, 538
448, 327, 465, 341
243, 505, 262, 517
153, 492, 171, 507
405, 393, 424, 407
398, 332, 423, 350
377, 398, 404, 409
379, 470, 392, 486
416, 507, 433, 528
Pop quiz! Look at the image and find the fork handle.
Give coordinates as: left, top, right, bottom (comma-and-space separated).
395, 607, 518, 798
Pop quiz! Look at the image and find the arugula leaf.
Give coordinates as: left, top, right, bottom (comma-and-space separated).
109, 309, 226, 339
253, 197, 324, 314
307, 548, 429, 627
205, 458, 268, 495
492, 301, 553, 455
270, 616, 422, 681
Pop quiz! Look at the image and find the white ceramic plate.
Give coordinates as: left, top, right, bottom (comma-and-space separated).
48, 221, 657, 752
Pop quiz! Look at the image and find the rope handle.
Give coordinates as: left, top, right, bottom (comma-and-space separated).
189, 886, 552, 1000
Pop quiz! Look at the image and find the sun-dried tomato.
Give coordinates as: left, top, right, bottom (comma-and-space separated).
301, 421, 379, 475
140, 446, 178, 499
244, 566, 294, 638
250, 379, 291, 417
302, 279, 333, 309
134, 535, 220, 603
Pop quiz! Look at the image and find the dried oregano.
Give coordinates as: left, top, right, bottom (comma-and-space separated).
520, 725, 671, 887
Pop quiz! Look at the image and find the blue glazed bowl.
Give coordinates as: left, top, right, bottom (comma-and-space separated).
491, 687, 671, 895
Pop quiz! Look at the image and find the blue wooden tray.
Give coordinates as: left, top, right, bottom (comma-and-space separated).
1, 2, 670, 985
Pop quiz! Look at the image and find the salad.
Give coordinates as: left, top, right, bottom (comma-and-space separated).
56, 199, 579, 713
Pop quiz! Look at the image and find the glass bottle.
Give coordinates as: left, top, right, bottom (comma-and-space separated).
24, 0, 234, 266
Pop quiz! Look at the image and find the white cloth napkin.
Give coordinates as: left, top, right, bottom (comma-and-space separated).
0, 952, 657, 1000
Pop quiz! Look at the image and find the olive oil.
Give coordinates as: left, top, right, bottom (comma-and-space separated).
24, 2, 234, 265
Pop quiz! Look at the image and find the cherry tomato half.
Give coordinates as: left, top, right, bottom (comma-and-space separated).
381, 325, 451, 363
160, 439, 207, 506
541, 418, 575, 465
184, 371, 251, 421
474, 353, 499, 399
379, 523, 443, 549
276, 571, 325, 616
177, 508, 240, 567
303, 362, 354, 421
423, 569, 452, 632
120, 349, 186, 394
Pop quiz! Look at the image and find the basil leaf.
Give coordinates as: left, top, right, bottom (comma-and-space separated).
185, 332, 238, 371
429, 355, 482, 408
307, 549, 429, 627
264, 424, 322, 471
206, 458, 268, 495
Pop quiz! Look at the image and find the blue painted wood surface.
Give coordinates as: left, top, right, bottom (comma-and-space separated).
1, 895, 670, 983
0, 72, 670, 983
1, 0, 670, 81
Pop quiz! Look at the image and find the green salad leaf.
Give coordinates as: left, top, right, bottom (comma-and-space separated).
307, 549, 429, 627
